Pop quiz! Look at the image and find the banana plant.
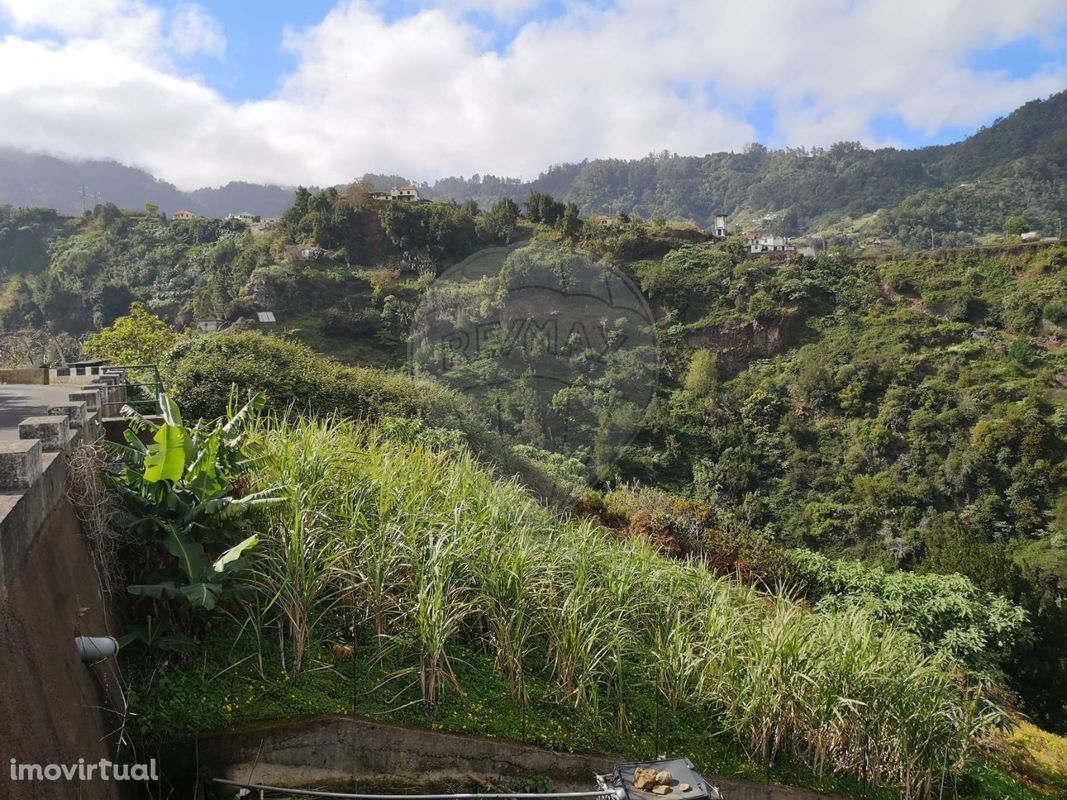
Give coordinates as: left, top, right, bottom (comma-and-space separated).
108, 390, 281, 632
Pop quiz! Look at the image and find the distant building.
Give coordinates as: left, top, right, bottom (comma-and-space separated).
226, 212, 259, 224
593, 214, 626, 228
172, 210, 199, 219
372, 186, 421, 202
256, 311, 277, 327
1020, 231, 1041, 241
196, 319, 225, 333
748, 234, 795, 254
713, 213, 728, 238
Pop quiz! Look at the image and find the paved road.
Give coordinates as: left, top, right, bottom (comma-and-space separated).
0, 384, 80, 439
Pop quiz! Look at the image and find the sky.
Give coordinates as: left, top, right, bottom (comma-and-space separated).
0, 0, 1065, 190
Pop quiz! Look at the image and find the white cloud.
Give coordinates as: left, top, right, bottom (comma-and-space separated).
0, 0, 1064, 189
0, 0, 225, 61
168, 3, 225, 59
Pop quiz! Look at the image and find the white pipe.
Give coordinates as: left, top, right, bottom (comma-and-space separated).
212, 779, 621, 800
75, 636, 118, 662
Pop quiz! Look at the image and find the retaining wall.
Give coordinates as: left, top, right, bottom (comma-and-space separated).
157, 717, 847, 800
0, 380, 127, 800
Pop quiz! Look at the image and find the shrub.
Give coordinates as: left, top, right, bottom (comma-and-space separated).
162, 332, 560, 499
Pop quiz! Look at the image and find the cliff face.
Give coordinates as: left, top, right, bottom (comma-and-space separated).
684, 311, 807, 374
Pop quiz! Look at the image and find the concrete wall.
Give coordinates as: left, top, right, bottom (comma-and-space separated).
49, 365, 113, 386
0, 367, 49, 385
0, 496, 124, 800
157, 717, 847, 800
0, 392, 126, 800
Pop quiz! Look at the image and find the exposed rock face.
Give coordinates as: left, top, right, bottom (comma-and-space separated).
683, 311, 805, 375
242, 269, 280, 308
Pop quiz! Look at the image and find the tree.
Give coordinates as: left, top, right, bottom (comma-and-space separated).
83, 302, 177, 365
525, 192, 564, 225
558, 201, 582, 239
684, 350, 718, 396
342, 177, 378, 207
1004, 215, 1029, 236
477, 197, 520, 244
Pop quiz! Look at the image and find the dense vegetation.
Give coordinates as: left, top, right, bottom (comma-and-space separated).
123, 412, 1031, 799
4, 107, 1066, 796
24, 184, 1063, 743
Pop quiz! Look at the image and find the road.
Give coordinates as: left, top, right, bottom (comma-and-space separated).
0, 384, 81, 439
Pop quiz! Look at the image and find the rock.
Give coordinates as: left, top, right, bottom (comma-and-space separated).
654, 772, 673, 786
633, 768, 658, 792
678, 785, 691, 793
652, 786, 671, 795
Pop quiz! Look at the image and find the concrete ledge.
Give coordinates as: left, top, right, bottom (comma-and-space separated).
19, 416, 71, 453
0, 445, 71, 587
49, 401, 88, 430
0, 439, 43, 492
69, 389, 101, 413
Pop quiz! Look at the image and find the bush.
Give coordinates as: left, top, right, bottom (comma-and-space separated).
789, 549, 1030, 675
161, 332, 560, 499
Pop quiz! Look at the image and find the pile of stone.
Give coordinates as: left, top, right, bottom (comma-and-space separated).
631, 767, 691, 796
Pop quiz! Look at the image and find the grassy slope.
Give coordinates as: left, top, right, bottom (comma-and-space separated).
123, 417, 1061, 800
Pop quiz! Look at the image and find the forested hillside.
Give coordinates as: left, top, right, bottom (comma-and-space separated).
2, 90, 1065, 248
5, 169, 1062, 796
421, 91, 1067, 248
7, 179, 1061, 737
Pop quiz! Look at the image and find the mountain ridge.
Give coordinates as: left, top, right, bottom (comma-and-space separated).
1, 89, 1065, 247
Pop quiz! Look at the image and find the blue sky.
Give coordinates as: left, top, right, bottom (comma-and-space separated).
0, 0, 1064, 188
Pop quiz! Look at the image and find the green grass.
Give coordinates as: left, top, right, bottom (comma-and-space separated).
124, 619, 890, 799
121, 415, 1038, 799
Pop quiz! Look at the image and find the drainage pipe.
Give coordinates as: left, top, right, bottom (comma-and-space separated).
75, 636, 118, 662
211, 778, 624, 800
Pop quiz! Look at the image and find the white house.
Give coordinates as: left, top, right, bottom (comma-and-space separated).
713, 214, 728, 238
227, 212, 259, 224
196, 319, 225, 333
370, 186, 419, 202
748, 235, 795, 254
